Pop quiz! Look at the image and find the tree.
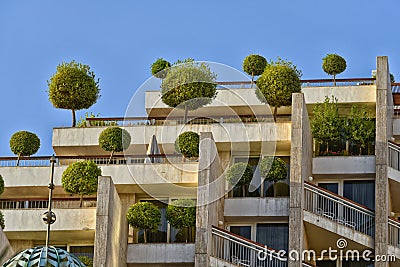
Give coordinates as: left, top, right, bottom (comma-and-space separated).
260, 157, 288, 197
391, 74, 395, 83
0, 175, 4, 196
151, 58, 171, 79
78, 256, 93, 267
166, 199, 196, 243
311, 96, 341, 154
61, 161, 101, 207
243, 54, 267, 86
344, 105, 375, 155
47, 61, 100, 127
98, 127, 131, 164
9, 131, 40, 166
322, 54, 347, 86
256, 58, 302, 121
160, 59, 217, 123
226, 162, 253, 196
126, 202, 161, 243
174, 131, 200, 158
0, 211, 4, 229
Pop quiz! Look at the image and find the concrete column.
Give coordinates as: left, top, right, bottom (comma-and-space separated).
194, 132, 225, 267
289, 93, 312, 267
375, 56, 392, 267
0, 234, 15, 265
93, 176, 128, 267
8, 240, 32, 255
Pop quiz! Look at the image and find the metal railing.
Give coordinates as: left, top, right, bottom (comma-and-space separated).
304, 183, 375, 237
211, 226, 287, 267
389, 218, 400, 248
0, 198, 97, 209
389, 141, 400, 171
0, 154, 188, 168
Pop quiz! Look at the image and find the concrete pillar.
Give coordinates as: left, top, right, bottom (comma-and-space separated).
194, 132, 225, 267
0, 234, 15, 265
375, 56, 392, 267
93, 176, 128, 267
8, 240, 32, 255
289, 93, 312, 267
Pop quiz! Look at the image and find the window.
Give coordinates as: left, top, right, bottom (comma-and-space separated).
318, 183, 339, 194
342, 259, 374, 267
343, 180, 375, 210
69, 246, 94, 259
256, 223, 288, 252
232, 157, 261, 197
138, 200, 167, 243
316, 260, 336, 267
230, 226, 251, 240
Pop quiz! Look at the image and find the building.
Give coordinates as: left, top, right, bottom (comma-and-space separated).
0, 56, 398, 267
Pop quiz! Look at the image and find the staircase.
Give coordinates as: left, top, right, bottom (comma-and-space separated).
211, 226, 314, 267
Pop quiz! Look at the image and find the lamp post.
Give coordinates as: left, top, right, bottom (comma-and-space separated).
44, 155, 57, 247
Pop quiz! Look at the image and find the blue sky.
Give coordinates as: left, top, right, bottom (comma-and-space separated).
0, 0, 399, 156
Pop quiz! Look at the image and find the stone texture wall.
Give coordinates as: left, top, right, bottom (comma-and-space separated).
0, 231, 15, 264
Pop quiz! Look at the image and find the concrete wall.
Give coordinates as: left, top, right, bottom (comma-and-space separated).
302, 85, 376, 104
127, 243, 195, 264
375, 56, 391, 267
224, 197, 289, 218
312, 156, 376, 175
0, 229, 14, 265
289, 93, 312, 267
194, 132, 225, 267
94, 176, 129, 267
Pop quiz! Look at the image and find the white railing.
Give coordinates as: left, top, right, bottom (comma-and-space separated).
304, 183, 375, 237
0, 199, 97, 209
211, 226, 287, 267
389, 141, 400, 171
389, 219, 400, 248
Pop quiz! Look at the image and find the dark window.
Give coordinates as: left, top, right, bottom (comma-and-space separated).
318, 183, 339, 194
256, 223, 288, 252
343, 180, 375, 210
138, 200, 167, 243
69, 246, 94, 259
230, 226, 251, 240
316, 260, 336, 267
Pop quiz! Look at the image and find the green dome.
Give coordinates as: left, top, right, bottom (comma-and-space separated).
2, 246, 86, 267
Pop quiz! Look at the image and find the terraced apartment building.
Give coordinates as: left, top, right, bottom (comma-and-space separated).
0, 56, 399, 267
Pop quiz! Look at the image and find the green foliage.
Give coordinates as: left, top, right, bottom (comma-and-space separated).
0, 175, 4, 195
166, 199, 196, 229
344, 105, 375, 155
151, 58, 171, 79
322, 54, 347, 83
61, 161, 101, 201
391, 73, 395, 83
99, 127, 131, 153
311, 96, 341, 149
174, 131, 200, 158
126, 202, 161, 243
259, 157, 287, 183
77, 112, 118, 128
77, 256, 93, 267
243, 54, 267, 83
226, 162, 253, 186
160, 59, 217, 120
9, 131, 40, 157
47, 61, 100, 127
0, 211, 4, 229
256, 58, 302, 120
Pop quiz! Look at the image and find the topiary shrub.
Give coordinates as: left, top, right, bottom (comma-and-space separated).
98, 127, 131, 164
126, 202, 161, 243
61, 161, 101, 207
151, 58, 171, 79
322, 54, 347, 86
260, 157, 288, 196
166, 199, 196, 243
78, 256, 93, 267
9, 131, 40, 166
0, 175, 4, 196
0, 211, 4, 229
174, 131, 200, 158
243, 54, 268, 85
226, 162, 253, 197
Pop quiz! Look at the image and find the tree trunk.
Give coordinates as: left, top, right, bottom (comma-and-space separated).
326, 141, 329, 153
184, 105, 189, 124
251, 72, 254, 88
72, 109, 76, 127
108, 151, 115, 164
359, 145, 362, 156
144, 230, 147, 244
186, 227, 189, 243
242, 184, 246, 197
17, 154, 20, 167
333, 74, 336, 86
80, 195, 83, 208
273, 182, 277, 197
273, 106, 278, 122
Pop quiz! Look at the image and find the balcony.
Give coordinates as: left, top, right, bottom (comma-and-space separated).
312, 156, 375, 176
126, 243, 194, 265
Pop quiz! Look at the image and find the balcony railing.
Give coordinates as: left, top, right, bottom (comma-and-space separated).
304, 182, 375, 237
389, 218, 400, 248
389, 141, 400, 171
0, 154, 186, 167
0, 198, 97, 209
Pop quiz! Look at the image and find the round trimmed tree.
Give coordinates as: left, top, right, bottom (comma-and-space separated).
243, 54, 268, 85
126, 202, 161, 243
256, 59, 302, 121
166, 199, 196, 243
9, 131, 40, 166
0, 211, 4, 229
47, 61, 100, 127
61, 161, 102, 207
161, 59, 217, 123
175, 131, 200, 158
322, 54, 347, 86
0, 175, 4, 196
98, 127, 131, 164
151, 58, 171, 79
226, 162, 253, 197
260, 157, 288, 196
